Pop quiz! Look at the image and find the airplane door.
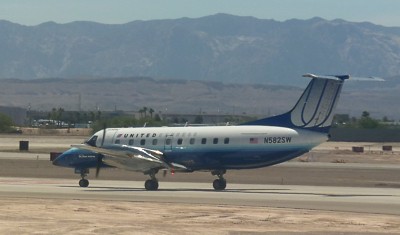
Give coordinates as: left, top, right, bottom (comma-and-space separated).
107, 129, 119, 144
164, 134, 173, 151
98, 129, 118, 146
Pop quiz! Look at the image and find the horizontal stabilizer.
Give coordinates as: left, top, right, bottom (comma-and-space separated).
348, 76, 385, 81
303, 73, 384, 81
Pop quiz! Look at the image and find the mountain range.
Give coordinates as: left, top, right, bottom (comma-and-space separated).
1, 14, 400, 85
1, 14, 400, 119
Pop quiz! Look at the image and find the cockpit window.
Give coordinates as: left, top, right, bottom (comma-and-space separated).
86, 135, 98, 147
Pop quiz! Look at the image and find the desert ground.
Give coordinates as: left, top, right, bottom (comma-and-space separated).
0, 134, 400, 234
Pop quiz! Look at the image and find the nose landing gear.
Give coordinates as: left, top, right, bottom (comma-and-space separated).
79, 178, 89, 187
76, 168, 90, 187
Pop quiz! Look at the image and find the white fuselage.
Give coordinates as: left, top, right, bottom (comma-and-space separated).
92, 125, 327, 170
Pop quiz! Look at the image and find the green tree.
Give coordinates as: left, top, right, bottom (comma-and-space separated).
361, 111, 370, 118
382, 116, 390, 122
143, 107, 148, 118
154, 113, 162, 122
56, 108, 64, 127
0, 113, 15, 133
149, 108, 154, 119
139, 108, 145, 119
194, 115, 203, 124
358, 111, 380, 129
89, 111, 96, 122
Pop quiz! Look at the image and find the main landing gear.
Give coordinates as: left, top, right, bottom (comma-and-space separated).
76, 168, 89, 187
73, 168, 228, 191
144, 169, 159, 191
212, 170, 227, 191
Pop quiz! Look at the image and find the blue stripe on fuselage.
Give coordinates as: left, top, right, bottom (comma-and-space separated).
54, 145, 311, 171
163, 148, 309, 170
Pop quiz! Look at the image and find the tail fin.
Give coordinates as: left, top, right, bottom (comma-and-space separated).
242, 74, 349, 133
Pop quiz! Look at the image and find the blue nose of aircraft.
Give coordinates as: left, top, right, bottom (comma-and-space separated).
52, 147, 102, 169
52, 155, 61, 166
52, 151, 70, 167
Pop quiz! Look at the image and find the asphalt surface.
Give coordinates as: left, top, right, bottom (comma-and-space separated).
1, 177, 400, 215
1, 155, 399, 189
1, 137, 400, 234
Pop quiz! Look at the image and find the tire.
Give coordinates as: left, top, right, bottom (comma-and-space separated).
213, 179, 226, 191
145, 179, 159, 191
79, 179, 89, 187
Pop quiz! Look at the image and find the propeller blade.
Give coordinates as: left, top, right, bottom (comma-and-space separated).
95, 154, 103, 178
100, 123, 106, 147
97, 123, 107, 178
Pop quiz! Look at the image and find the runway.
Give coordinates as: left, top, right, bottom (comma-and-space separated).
1, 177, 400, 215
1, 137, 400, 233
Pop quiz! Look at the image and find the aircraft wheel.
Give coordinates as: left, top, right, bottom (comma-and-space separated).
213, 179, 226, 191
145, 179, 159, 191
79, 179, 89, 187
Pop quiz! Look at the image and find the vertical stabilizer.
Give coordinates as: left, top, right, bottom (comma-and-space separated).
241, 74, 349, 133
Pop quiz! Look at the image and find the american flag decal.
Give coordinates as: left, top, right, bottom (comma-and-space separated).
249, 138, 258, 144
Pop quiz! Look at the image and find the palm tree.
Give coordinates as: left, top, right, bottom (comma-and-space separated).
149, 108, 154, 119
139, 108, 144, 119
143, 107, 148, 118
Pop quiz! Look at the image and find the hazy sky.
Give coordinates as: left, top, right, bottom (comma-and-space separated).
1, 0, 399, 27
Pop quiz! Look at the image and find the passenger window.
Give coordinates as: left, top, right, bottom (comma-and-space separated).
201, 138, 207, 144
152, 139, 158, 145
115, 139, 120, 144
190, 138, 195, 145
128, 139, 134, 145
177, 138, 183, 145
140, 139, 146, 145
213, 138, 218, 144
165, 139, 172, 145
224, 138, 230, 144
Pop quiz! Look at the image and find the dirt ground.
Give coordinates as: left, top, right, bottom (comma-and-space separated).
1, 135, 400, 234
0, 198, 399, 235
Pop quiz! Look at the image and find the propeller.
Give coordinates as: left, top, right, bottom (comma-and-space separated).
100, 123, 106, 147
95, 123, 107, 178
95, 154, 103, 178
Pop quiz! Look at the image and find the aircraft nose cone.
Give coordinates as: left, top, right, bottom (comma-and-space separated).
52, 156, 61, 166
52, 153, 67, 167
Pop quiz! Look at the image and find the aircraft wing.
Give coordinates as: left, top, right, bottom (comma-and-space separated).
71, 144, 187, 173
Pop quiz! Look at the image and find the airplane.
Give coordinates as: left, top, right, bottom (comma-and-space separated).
53, 73, 353, 191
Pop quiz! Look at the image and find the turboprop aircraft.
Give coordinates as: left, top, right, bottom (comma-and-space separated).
53, 74, 355, 190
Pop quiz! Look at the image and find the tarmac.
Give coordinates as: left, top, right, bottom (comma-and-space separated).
0, 135, 400, 234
